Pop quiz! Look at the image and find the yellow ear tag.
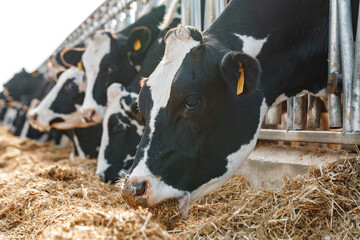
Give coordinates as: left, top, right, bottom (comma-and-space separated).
77, 61, 83, 71
133, 39, 141, 52
237, 62, 245, 95
31, 71, 38, 77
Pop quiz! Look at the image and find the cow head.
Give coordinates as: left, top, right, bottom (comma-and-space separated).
80, 4, 166, 124
3, 69, 43, 104
122, 26, 267, 213
80, 27, 155, 124
28, 66, 87, 131
97, 83, 144, 183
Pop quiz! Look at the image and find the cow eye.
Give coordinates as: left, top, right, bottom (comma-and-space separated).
66, 81, 78, 91
185, 97, 201, 110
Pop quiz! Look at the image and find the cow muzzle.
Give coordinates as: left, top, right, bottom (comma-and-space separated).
28, 111, 49, 132
121, 179, 191, 215
121, 180, 149, 209
82, 109, 100, 123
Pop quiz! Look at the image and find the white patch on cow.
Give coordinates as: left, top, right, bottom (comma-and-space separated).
72, 133, 85, 158
234, 33, 268, 58
129, 26, 201, 206
190, 99, 268, 204
19, 120, 30, 140
81, 31, 111, 122
29, 67, 87, 130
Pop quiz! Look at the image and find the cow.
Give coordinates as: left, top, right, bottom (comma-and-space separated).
28, 49, 103, 159
96, 1, 181, 183
80, 1, 175, 124
121, 0, 359, 213
97, 83, 144, 183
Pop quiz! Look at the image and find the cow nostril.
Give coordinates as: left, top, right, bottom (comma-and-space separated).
31, 113, 38, 121
83, 109, 97, 123
132, 181, 146, 197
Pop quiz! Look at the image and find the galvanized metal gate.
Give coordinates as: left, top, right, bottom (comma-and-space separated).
38, 0, 360, 145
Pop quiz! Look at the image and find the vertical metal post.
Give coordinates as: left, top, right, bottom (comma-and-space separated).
328, 0, 343, 128
214, 0, 227, 17
287, 98, 294, 130
307, 95, 321, 129
204, 0, 216, 30
190, 0, 202, 30
265, 104, 282, 126
338, 0, 354, 132
352, 3, 360, 132
293, 96, 306, 130
181, 0, 191, 25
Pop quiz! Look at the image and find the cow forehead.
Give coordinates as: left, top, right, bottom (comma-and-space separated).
147, 26, 201, 116
82, 32, 111, 76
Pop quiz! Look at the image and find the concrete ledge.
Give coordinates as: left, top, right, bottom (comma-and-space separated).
237, 143, 357, 189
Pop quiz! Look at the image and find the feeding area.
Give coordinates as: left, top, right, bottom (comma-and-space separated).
0, 127, 359, 239
1, 0, 360, 239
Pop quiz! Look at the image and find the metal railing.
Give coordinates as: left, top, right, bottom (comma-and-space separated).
36, 0, 359, 145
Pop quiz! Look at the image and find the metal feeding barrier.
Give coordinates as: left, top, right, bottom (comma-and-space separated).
37, 0, 359, 145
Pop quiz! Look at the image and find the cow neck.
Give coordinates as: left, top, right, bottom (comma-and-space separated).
73, 124, 103, 158
205, 0, 329, 106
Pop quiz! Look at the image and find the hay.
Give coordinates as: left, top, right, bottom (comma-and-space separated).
0, 126, 359, 239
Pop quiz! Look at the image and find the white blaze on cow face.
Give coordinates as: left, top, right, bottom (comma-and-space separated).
81, 32, 111, 123
29, 67, 87, 131
128, 26, 201, 207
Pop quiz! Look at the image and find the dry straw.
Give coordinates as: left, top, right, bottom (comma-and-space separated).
0, 127, 359, 239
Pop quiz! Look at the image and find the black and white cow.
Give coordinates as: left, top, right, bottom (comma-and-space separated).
29, 66, 87, 130
96, 1, 181, 183
97, 83, 144, 183
28, 49, 102, 158
80, 2, 172, 124
122, 0, 359, 212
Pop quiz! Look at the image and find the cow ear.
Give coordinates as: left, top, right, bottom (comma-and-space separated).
127, 26, 152, 64
221, 51, 261, 95
60, 48, 85, 69
55, 71, 64, 82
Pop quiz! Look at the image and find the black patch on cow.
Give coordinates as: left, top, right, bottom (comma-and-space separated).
50, 78, 82, 114
74, 123, 102, 159
49, 117, 65, 126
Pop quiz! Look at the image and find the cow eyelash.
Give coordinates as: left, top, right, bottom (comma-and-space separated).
184, 97, 201, 110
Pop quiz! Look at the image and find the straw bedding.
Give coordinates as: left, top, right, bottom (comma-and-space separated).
0, 126, 359, 239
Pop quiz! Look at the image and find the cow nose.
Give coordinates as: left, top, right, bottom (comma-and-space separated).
29, 112, 38, 122
132, 181, 146, 196
82, 109, 98, 123
121, 181, 148, 209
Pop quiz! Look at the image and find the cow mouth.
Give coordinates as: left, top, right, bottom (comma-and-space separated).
29, 119, 50, 132
121, 181, 191, 217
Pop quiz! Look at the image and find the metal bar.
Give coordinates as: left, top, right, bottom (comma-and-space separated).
265, 104, 282, 126
181, 0, 191, 25
287, 98, 294, 130
190, 0, 202, 30
204, 0, 215, 30
258, 129, 360, 145
338, 0, 354, 132
352, 2, 360, 132
328, 0, 343, 128
307, 95, 321, 129
293, 95, 306, 130
214, 0, 227, 18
